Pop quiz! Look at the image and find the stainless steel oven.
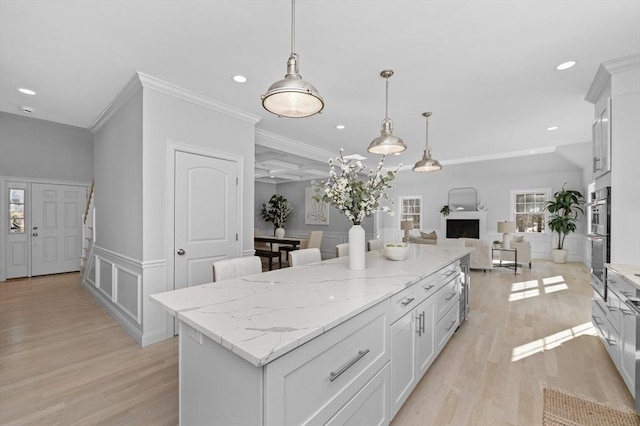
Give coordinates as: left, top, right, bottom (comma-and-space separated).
588, 186, 611, 300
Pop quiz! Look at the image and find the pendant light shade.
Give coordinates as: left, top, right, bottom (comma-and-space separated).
413, 112, 442, 172
261, 0, 324, 118
367, 70, 406, 155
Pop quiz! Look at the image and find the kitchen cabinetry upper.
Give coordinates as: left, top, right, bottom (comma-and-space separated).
585, 54, 640, 265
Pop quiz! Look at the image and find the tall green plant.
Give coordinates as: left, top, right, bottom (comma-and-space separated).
261, 194, 293, 234
545, 183, 585, 250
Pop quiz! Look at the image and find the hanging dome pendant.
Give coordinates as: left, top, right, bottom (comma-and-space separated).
413, 112, 442, 172
261, 0, 324, 118
367, 70, 407, 155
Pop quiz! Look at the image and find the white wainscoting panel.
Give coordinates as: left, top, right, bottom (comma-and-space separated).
98, 258, 114, 299
115, 265, 142, 324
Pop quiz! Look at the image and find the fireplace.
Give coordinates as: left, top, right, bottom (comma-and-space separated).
441, 211, 487, 240
446, 219, 480, 239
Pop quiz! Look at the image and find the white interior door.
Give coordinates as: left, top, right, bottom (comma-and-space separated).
31, 183, 86, 276
174, 151, 239, 290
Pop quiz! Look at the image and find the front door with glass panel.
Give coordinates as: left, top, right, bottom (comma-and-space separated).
5, 181, 87, 278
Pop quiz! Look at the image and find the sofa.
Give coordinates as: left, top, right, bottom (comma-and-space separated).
498, 236, 532, 268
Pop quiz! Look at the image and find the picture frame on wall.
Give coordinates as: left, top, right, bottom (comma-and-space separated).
305, 187, 329, 225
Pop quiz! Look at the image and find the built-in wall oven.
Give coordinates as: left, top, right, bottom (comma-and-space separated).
588, 186, 611, 300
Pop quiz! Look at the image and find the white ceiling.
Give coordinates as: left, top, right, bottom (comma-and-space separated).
1, 1, 639, 183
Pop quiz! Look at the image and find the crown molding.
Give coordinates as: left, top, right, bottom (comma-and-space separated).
137, 72, 261, 124
90, 72, 261, 133
255, 129, 336, 162
89, 73, 142, 133
585, 53, 640, 103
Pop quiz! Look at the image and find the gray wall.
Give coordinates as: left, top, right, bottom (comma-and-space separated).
383, 152, 587, 234
0, 112, 93, 181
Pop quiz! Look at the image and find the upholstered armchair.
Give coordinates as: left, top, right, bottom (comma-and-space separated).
499, 237, 532, 268
459, 238, 493, 272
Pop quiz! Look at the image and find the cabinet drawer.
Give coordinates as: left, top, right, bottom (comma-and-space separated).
390, 287, 420, 323
434, 262, 460, 287
264, 300, 389, 426
434, 277, 459, 322
325, 363, 390, 426
435, 303, 459, 353
592, 298, 608, 337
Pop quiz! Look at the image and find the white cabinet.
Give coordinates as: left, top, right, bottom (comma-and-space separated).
390, 308, 417, 414
264, 300, 390, 426
592, 98, 611, 178
389, 263, 460, 418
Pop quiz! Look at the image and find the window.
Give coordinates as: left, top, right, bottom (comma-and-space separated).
399, 196, 422, 230
510, 189, 551, 233
9, 189, 25, 234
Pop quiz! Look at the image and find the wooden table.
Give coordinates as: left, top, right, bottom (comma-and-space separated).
254, 236, 302, 270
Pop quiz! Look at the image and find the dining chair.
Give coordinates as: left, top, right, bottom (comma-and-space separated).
367, 239, 384, 251
212, 256, 262, 282
289, 248, 322, 267
336, 243, 349, 257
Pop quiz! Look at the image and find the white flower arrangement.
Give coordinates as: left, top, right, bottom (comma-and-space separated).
313, 149, 399, 225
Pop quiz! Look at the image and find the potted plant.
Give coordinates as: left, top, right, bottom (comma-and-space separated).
261, 194, 293, 236
544, 183, 585, 263
440, 205, 451, 216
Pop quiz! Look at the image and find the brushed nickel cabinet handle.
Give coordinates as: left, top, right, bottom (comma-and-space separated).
329, 349, 369, 382
445, 320, 456, 331
591, 315, 604, 326
445, 292, 456, 301
423, 284, 435, 291
401, 297, 415, 306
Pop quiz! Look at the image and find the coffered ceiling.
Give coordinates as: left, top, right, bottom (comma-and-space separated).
1, 1, 639, 183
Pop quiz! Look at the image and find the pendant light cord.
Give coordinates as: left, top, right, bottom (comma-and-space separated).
385, 76, 389, 120
290, 0, 295, 54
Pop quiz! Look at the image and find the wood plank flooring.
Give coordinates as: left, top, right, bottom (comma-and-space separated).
0, 261, 634, 425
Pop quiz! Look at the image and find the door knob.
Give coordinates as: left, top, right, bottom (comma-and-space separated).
177, 249, 185, 255
32, 232, 38, 237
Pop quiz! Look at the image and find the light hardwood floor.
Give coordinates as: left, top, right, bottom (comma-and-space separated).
0, 261, 634, 425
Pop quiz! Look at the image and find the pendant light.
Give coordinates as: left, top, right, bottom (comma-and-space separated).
413, 112, 442, 172
367, 70, 407, 155
261, 0, 324, 118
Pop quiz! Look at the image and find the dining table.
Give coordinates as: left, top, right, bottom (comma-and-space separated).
254, 235, 303, 269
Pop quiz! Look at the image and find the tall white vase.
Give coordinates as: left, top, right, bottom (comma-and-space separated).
348, 224, 366, 271
275, 227, 285, 238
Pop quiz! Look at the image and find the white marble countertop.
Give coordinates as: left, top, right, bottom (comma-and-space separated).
151, 244, 471, 367
607, 263, 640, 289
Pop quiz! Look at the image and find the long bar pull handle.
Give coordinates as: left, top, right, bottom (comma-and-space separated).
445, 292, 457, 301
592, 315, 604, 326
401, 297, 415, 306
416, 313, 422, 337
423, 284, 435, 291
606, 337, 617, 347
421, 311, 426, 334
329, 349, 370, 382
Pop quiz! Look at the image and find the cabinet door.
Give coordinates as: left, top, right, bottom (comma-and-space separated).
619, 304, 637, 396
415, 296, 436, 379
390, 312, 417, 418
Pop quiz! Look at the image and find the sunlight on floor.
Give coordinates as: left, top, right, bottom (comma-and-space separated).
508, 275, 569, 301
511, 321, 597, 362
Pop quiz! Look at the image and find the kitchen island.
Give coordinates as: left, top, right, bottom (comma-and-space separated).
151, 244, 471, 425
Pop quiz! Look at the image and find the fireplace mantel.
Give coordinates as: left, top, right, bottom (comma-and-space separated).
441, 211, 488, 240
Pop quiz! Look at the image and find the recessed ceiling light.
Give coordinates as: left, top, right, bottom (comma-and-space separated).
233, 75, 247, 83
394, 152, 401, 156
18, 88, 36, 95
269, 175, 275, 179
530, 150, 536, 154
556, 61, 576, 71
336, 124, 345, 130
547, 126, 558, 131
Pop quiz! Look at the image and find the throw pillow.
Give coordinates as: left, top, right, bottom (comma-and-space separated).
511, 235, 524, 243
420, 231, 437, 240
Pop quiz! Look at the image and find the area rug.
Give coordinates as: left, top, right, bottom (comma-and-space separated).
543, 386, 640, 426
